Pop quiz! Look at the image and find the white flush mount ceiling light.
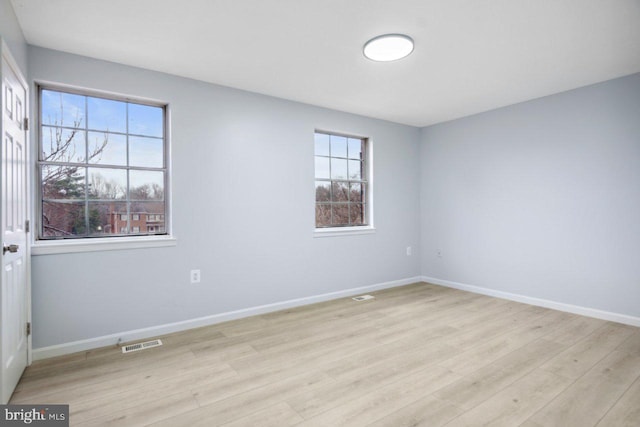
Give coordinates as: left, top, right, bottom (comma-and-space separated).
363, 34, 414, 62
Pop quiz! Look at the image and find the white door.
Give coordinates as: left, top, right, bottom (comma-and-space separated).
0, 43, 29, 404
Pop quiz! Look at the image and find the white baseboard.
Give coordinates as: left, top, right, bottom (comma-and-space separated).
32, 276, 422, 361
422, 275, 640, 328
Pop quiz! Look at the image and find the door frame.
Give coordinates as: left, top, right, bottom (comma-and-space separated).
0, 38, 32, 401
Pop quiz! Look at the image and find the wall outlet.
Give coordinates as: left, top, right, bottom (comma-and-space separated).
190, 269, 201, 284
437, 249, 442, 258
406, 246, 412, 256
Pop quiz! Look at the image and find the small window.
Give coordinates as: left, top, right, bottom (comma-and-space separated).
314, 131, 369, 228
37, 85, 168, 240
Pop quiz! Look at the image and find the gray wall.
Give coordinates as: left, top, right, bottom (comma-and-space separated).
0, 0, 27, 74
420, 73, 640, 318
29, 47, 421, 349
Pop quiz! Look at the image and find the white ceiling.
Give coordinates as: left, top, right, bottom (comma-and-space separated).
10, 0, 640, 127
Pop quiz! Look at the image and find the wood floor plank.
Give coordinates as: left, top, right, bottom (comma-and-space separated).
439, 309, 572, 375
596, 377, 640, 427
249, 311, 385, 352
189, 364, 320, 408
442, 369, 572, 427
9, 282, 639, 427
69, 346, 252, 423
540, 322, 635, 379
70, 376, 211, 424
438, 306, 550, 351
288, 343, 456, 419
286, 375, 379, 420
434, 338, 566, 410
220, 402, 303, 427
615, 330, 640, 355
17, 345, 195, 387
542, 315, 606, 345
365, 396, 463, 427
326, 341, 457, 382
152, 371, 332, 427
525, 350, 640, 427
12, 353, 236, 404
296, 365, 461, 427
73, 391, 199, 427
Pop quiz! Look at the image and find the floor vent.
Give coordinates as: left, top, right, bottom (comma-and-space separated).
352, 294, 375, 301
121, 339, 163, 354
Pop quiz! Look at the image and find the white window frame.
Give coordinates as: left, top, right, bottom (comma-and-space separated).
32, 83, 175, 255
313, 130, 375, 237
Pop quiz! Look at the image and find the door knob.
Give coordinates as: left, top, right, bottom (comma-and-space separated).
2, 244, 18, 255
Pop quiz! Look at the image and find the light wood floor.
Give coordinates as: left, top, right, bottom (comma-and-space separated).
11, 282, 640, 426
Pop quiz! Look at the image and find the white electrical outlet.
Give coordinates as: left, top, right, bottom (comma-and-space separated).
190, 269, 201, 284
437, 249, 442, 258
406, 246, 412, 256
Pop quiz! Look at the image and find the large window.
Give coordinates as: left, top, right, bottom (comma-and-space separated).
38, 86, 168, 240
314, 131, 368, 228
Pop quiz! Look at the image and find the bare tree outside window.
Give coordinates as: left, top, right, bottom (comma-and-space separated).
38, 87, 168, 239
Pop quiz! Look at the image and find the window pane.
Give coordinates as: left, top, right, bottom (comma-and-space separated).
130, 170, 164, 200
88, 168, 126, 200
350, 204, 364, 225
315, 156, 330, 179
41, 90, 85, 128
88, 132, 126, 165
314, 133, 330, 156
315, 204, 331, 227
331, 204, 349, 226
349, 183, 364, 203
348, 138, 362, 160
87, 201, 126, 236
348, 160, 362, 180
313, 132, 368, 229
38, 87, 168, 241
41, 165, 85, 199
330, 158, 348, 180
111, 210, 129, 234
129, 103, 163, 137
129, 136, 163, 168
41, 201, 86, 237
131, 201, 166, 233
41, 127, 85, 163
331, 182, 349, 202
88, 97, 126, 133
315, 181, 330, 202
331, 135, 347, 158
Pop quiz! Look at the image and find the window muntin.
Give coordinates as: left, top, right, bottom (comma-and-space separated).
314, 131, 368, 228
38, 86, 168, 240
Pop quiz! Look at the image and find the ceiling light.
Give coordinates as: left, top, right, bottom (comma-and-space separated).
363, 34, 414, 62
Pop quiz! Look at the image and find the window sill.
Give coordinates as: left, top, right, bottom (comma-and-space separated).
31, 235, 177, 255
314, 226, 376, 238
